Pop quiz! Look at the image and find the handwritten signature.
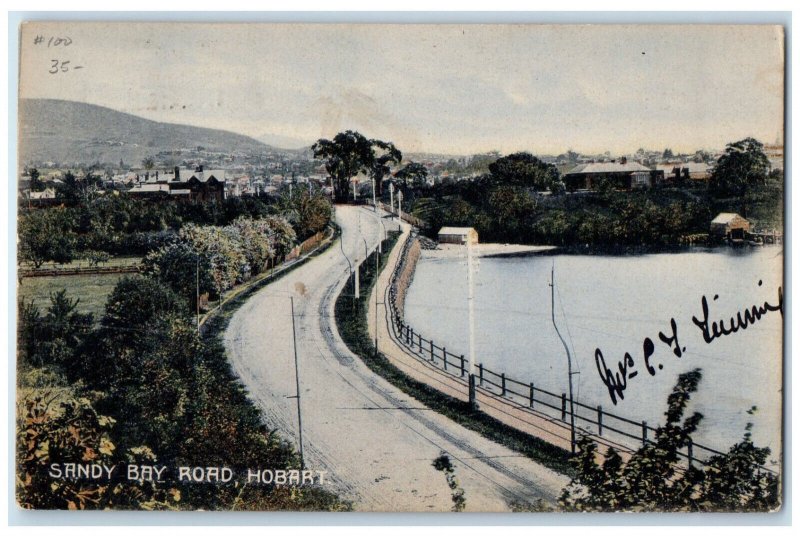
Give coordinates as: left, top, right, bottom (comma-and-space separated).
595, 280, 783, 405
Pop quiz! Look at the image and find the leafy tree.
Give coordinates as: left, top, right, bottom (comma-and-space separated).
395, 162, 429, 189
488, 151, 560, 191
709, 138, 770, 216
28, 167, 45, 192
60, 170, 103, 204
663, 148, 674, 159
18, 207, 77, 268
369, 139, 402, 195
312, 130, 374, 202
142, 156, 155, 170
277, 184, 332, 240
559, 368, 779, 512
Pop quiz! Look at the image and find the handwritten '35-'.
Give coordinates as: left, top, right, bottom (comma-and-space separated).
594, 318, 684, 405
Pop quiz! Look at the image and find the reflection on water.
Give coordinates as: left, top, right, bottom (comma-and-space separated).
404, 246, 783, 460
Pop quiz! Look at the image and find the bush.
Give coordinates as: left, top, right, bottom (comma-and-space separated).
559, 368, 779, 512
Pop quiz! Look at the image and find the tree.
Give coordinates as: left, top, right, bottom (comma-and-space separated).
28, 168, 45, 192
142, 156, 155, 170
312, 130, 374, 203
663, 148, 675, 159
18, 208, 77, 268
394, 162, 429, 189
709, 138, 770, 212
488, 152, 560, 191
559, 368, 779, 512
369, 140, 402, 196
277, 185, 332, 240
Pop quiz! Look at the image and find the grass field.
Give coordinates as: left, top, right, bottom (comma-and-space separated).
17, 273, 125, 321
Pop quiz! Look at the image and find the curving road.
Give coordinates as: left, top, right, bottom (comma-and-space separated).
224, 205, 568, 512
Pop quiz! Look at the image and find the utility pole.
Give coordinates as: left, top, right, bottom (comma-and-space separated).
466, 237, 478, 410
397, 190, 403, 223
374, 242, 380, 354
371, 177, 377, 212
551, 264, 576, 453
389, 183, 395, 221
195, 257, 200, 333
290, 296, 305, 469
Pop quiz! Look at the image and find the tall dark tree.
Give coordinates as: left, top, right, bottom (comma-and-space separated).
28, 167, 45, 192
394, 162, 429, 188
709, 138, 770, 210
312, 130, 374, 203
369, 140, 402, 196
488, 152, 560, 191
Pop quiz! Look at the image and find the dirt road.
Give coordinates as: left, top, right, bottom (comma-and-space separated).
224, 205, 568, 512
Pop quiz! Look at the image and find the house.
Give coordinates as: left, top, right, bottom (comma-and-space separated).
656, 162, 713, 182
710, 213, 750, 240
128, 166, 227, 202
563, 160, 662, 190
438, 227, 479, 245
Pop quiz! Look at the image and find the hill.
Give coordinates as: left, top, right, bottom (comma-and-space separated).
18, 99, 274, 167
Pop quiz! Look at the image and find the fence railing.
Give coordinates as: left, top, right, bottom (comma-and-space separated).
385, 235, 778, 476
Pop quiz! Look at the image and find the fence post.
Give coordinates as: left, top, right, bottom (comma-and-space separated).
460, 355, 465, 377
479, 363, 484, 387
501, 373, 506, 396
410, 327, 414, 346
529, 383, 534, 408
418, 333, 422, 353
642, 421, 648, 446
561, 393, 567, 422
443, 347, 447, 371
597, 406, 603, 436
430, 340, 434, 362
687, 438, 693, 468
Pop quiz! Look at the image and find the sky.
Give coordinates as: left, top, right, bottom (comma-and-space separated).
18, 22, 785, 155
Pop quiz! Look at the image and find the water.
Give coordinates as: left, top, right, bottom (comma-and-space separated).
404, 246, 783, 464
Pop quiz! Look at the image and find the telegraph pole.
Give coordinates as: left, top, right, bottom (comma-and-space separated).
389, 183, 395, 221
290, 296, 305, 469
374, 243, 380, 354
397, 190, 403, 223
466, 237, 478, 410
195, 257, 200, 333
551, 264, 576, 453
371, 177, 377, 212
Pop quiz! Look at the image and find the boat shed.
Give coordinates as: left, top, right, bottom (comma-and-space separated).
710, 212, 750, 240
438, 226, 479, 245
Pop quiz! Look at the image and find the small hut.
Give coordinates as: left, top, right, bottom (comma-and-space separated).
438, 226, 479, 245
710, 213, 750, 240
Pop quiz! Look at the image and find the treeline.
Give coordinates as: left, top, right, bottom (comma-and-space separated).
18, 185, 331, 268
142, 216, 296, 305
17, 253, 346, 510
412, 180, 712, 248
399, 139, 782, 250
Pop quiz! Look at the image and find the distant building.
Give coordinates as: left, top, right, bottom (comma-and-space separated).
656, 162, 713, 182
438, 227, 479, 245
127, 166, 226, 202
563, 160, 662, 190
710, 212, 750, 241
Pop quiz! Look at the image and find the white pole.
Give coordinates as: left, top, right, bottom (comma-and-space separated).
372, 177, 377, 212
467, 237, 475, 376
389, 183, 394, 221
398, 190, 403, 223
467, 236, 477, 409
354, 259, 360, 298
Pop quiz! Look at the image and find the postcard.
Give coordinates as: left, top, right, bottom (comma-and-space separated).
15, 21, 785, 513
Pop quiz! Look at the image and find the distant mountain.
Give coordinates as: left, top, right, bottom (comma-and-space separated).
18, 99, 276, 167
